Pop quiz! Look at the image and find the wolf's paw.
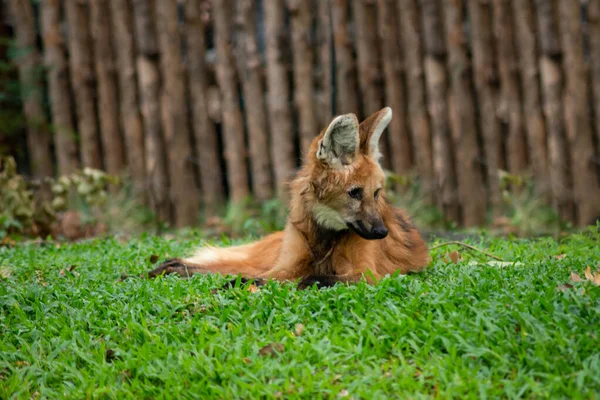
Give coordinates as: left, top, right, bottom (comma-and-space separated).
297, 276, 340, 290
222, 276, 267, 290
148, 258, 193, 278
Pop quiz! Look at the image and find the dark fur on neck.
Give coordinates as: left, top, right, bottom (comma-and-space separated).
290, 215, 351, 276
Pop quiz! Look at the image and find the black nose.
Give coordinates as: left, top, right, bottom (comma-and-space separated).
372, 225, 388, 239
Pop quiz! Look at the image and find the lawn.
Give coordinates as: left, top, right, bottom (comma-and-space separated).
1, 231, 599, 399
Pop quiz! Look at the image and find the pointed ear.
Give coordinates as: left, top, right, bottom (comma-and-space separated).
359, 107, 392, 160
316, 113, 359, 167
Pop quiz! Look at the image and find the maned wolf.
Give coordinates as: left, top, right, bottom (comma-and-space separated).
149, 107, 430, 287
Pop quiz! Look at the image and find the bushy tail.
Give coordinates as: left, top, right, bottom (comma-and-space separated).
148, 232, 284, 278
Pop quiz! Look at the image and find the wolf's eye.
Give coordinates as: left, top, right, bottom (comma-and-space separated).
374, 188, 381, 199
348, 187, 363, 200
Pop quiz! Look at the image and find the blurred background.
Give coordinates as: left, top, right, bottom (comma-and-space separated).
1, 0, 600, 240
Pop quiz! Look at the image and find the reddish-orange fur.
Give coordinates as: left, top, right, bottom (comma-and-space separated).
149, 108, 430, 286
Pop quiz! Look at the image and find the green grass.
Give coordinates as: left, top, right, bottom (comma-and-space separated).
1, 231, 599, 399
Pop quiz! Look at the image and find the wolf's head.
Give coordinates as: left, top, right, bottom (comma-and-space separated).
303, 107, 393, 240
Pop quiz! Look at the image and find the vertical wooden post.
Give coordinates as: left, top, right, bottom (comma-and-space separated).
468, 0, 502, 217
9, 0, 54, 179
90, 0, 126, 177
352, 0, 391, 167
352, 0, 383, 117
234, 0, 273, 201
534, 0, 574, 222
132, 0, 171, 222
316, 0, 333, 126
444, 0, 487, 226
377, 0, 412, 176
419, 0, 460, 222
213, 0, 250, 203
557, 1, 600, 226
493, 0, 527, 175
512, 0, 549, 199
264, 0, 296, 194
155, 0, 201, 225
109, 0, 146, 197
589, 0, 600, 146
65, 0, 103, 169
40, 0, 80, 176
331, 0, 360, 115
288, 0, 319, 155
397, 0, 434, 203
184, 0, 226, 212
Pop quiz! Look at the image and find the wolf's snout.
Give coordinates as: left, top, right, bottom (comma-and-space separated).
347, 219, 388, 240
371, 222, 388, 239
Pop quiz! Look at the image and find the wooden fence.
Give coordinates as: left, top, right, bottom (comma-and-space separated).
3, 0, 600, 227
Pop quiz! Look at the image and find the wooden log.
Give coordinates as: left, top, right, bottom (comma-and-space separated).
397, 0, 434, 203
184, 0, 226, 212
557, 1, 600, 226
533, 0, 574, 222
264, 0, 296, 194
419, 0, 460, 222
90, 0, 126, 177
132, 0, 171, 221
213, 0, 250, 203
40, 0, 80, 176
444, 0, 487, 226
109, 0, 146, 197
65, 0, 103, 169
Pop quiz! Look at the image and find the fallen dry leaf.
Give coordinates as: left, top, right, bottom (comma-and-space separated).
149, 254, 160, 264
105, 349, 122, 363
467, 261, 523, 267
556, 283, 574, 293
1, 237, 16, 246
247, 284, 260, 293
58, 210, 84, 241
584, 266, 600, 286
258, 343, 284, 357
0, 266, 10, 279
555, 254, 567, 260
68, 265, 77, 272
59, 269, 66, 276
448, 251, 460, 264
339, 389, 350, 398
570, 271, 583, 282
242, 357, 251, 365
294, 323, 305, 336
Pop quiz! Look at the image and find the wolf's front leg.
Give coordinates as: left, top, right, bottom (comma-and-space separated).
297, 274, 360, 289
298, 270, 381, 289
147, 258, 207, 278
